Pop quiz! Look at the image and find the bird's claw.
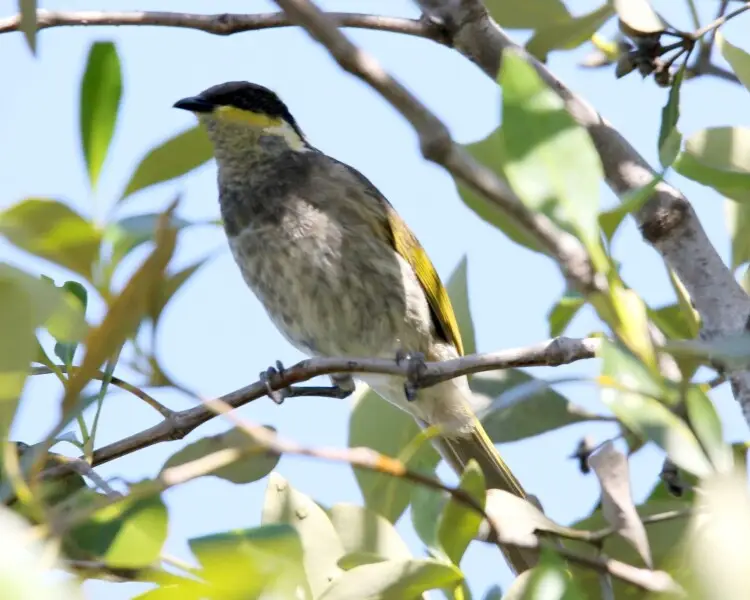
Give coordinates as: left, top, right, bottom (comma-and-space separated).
396, 350, 427, 402
260, 360, 289, 405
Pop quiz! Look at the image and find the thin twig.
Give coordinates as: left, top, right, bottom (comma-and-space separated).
693, 0, 750, 39
30, 365, 174, 419
0, 9, 445, 41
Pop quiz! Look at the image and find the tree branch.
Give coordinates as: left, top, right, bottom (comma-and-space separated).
0, 9, 445, 41
414, 0, 750, 427
38, 337, 599, 470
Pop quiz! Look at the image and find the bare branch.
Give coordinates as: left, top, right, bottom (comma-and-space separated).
0, 9, 444, 40
48, 336, 597, 470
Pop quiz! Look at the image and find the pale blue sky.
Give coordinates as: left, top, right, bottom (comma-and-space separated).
1, 0, 749, 598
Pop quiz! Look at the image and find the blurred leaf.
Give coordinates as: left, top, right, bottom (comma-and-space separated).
160, 427, 280, 484
504, 551, 582, 599
484, 489, 577, 546
673, 127, 750, 201
684, 386, 732, 474
328, 503, 412, 561
472, 370, 600, 444
0, 198, 101, 279
499, 49, 603, 255
0, 266, 86, 438
589, 442, 652, 567
598, 173, 662, 244
648, 303, 694, 340
0, 505, 82, 599
437, 459, 486, 565
666, 269, 701, 340
526, 4, 615, 62
458, 129, 546, 254
725, 199, 750, 270
547, 289, 584, 337
684, 473, 750, 598
120, 126, 213, 203
318, 559, 463, 600
716, 32, 750, 94
105, 211, 192, 268
614, 0, 666, 37
608, 283, 657, 369
661, 333, 750, 369
149, 256, 211, 326
349, 386, 440, 523
67, 496, 168, 568
53, 281, 88, 369
80, 41, 122, 188
189, 523, 305, 599
17, 0, 37, 54
410, 484, 449, 550
262, 472, 345, 597
484, 585, 503, 600
60, 203, 178, 415
600, 341, 712, 478
445, 255, 476, 355
658, 62, 686, 169
337, 552, 387, 570
484, 0, 569, 30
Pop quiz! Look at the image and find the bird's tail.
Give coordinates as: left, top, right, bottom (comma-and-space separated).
428, 416, 539, 574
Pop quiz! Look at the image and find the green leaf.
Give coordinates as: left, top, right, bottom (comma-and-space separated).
328, 503, 412, 560
262, 472, 345, 598
648, 304, 695, 340
66, 495, 168, 568
684, 386, 732, 474
658, 62, 686, 169
410, 484, 449, 550
0, 266, 86, 437
317, 559, 464, 600
437, 459, 486, 565
105, 211, 193, 268
80, 41, 122, 189
53, 281, 88, 369
499, 49, 603, 254
459, 129, 546, 254
716, 32, 750, 94
472, 370, 599, 443
600, 341, 712, 478
547, 290, 584, 337
509, 551, 583, 599
160, 427, 280, 484
526, 4, 615, 62
673, 127, 750, 202
0, 505, 82, 599
17, 0, 37, 54
120, 126, 213, 203
0, 199, 101, 279
484, 0, 569, 30
189, 523, 305, 598
349, 386, 440, 523
445, 255, 476, 355
598, 173, 664, 243
725, 199, 750, 269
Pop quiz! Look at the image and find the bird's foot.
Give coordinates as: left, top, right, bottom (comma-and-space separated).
396, 350, 427, 402
260, 360, 290, 405
260, 362, 356, 405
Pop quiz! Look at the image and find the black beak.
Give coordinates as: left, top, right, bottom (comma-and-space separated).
173, 96, 216, 113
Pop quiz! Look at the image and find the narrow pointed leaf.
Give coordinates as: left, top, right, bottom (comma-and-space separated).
484, 0, 569, 30
120, 126, 213, 203
658, 63, 686, 169
17, 0, 37, 54
526, 4, 615, 62
80, 41, 122, 188
716, 32, 750, 94
445, 255, 476, 355
437, 459, 486, 564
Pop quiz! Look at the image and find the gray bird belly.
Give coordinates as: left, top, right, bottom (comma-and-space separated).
227, 228, 430, 358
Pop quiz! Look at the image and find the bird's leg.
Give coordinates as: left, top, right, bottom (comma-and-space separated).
395, 350, 427, 402
259, 361, 356, 405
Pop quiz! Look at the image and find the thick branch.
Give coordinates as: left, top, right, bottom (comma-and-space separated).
0, 9, 443, 40
75, 336, 599, 468
415, 0, 750, 426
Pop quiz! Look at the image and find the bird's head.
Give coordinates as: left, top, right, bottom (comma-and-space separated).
173, 81, 308, 152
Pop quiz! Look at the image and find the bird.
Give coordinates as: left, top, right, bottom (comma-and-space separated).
174, 81, 536, 572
